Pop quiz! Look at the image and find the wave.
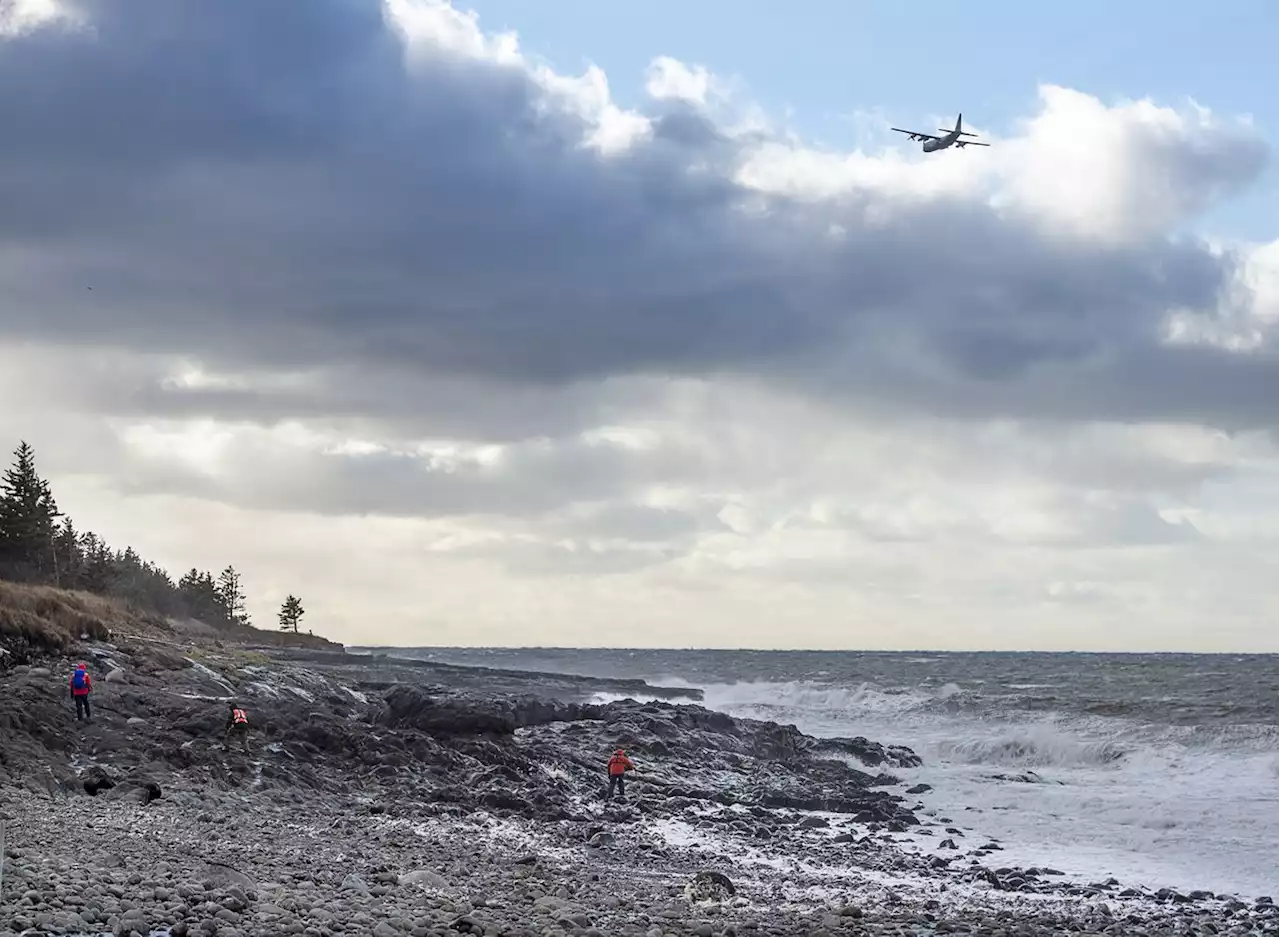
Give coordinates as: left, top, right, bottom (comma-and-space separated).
686, 679, 1278, 765
937, 730, 1128, 768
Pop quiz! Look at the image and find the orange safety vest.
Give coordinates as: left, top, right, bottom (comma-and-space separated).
231, 708, 248, 726
607, 753, 632, 776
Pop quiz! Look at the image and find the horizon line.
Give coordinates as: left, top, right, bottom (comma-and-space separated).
344, 644, 1280, 656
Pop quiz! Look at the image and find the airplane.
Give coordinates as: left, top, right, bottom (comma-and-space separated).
891, 113, 990, 152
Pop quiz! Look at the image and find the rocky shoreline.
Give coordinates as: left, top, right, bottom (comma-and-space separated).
1, 632, 1275, 937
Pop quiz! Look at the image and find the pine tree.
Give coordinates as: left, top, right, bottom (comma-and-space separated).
217, 565, 249, 627
78, 531, 113, 593
53, 516, 84, 589
0, 441, 61, 580
178, 568, 224, 623
0, 436, 290, 635
278, 594, 305, 633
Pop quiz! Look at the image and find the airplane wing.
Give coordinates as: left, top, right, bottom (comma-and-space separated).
890, 128, 940, 141
954, 140, 990, 147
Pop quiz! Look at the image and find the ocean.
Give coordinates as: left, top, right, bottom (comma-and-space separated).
375, 647, 1279, 899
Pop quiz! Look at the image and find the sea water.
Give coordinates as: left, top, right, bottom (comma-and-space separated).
374, 648, 1279, 899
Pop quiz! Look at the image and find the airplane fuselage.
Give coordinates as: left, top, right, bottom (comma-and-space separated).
923, 132, 958, 152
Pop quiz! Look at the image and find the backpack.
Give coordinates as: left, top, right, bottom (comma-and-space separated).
72, 670, 87, 690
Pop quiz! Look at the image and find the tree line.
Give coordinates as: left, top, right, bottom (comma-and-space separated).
0, 440, 309, 634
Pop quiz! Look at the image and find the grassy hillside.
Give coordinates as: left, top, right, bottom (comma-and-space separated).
0, 579, 342, 665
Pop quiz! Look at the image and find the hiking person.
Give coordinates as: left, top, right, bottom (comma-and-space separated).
223, 702, 251, 753
69, 662, 93, 722
605, 748, 634, 801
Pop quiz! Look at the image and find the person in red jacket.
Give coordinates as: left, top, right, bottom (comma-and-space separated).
69, 662, 92, 723
224, 702, 251, 753
605, 748, 634, 801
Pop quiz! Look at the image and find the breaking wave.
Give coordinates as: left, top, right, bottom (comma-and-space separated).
936, 731, 1128, 767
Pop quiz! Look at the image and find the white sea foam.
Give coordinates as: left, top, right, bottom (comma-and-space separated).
689, 679, 1278, 899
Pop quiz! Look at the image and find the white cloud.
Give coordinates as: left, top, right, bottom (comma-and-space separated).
992, 86, 1268, 242
0, 0, 82, 37
645, 55, 716, 106
0, 0, 1273, 652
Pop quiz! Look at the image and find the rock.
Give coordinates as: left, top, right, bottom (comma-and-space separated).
905, 783, 932, 795
684, 870, 736, 903
588, 832, 616, 847
380, 686, 520, 736
106, 668, 127, 682
399, 870, 450, 890
101, 777, 162, 805
340, 874, 369, 894
82, 765, 119, 796
202, 862, 256, 892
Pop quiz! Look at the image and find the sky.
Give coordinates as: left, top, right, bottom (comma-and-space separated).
0, 0, 1275, 652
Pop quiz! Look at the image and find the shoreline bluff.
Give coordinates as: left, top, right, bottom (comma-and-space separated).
1, 610, 1275, 936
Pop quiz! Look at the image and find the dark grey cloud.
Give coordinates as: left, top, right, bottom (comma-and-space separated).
0, 0, 1274, 441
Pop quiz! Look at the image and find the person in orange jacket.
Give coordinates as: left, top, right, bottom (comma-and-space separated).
223, 702, 251, 753
69, 662, 93, 723
605, 748, 634, 801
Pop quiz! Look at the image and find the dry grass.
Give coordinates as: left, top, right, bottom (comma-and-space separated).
0, 580, 175, 660
0, 578, 342, 665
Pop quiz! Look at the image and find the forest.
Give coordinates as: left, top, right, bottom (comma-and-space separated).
0, 440, 307, 633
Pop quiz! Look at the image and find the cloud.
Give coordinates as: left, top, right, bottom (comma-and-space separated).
645, 56, 718, 106
0, 0, 1274, 651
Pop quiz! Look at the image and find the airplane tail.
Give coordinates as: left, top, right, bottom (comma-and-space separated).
940, 113, 979, 137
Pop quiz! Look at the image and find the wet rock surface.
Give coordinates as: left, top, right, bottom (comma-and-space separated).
0, 640, 1274, 936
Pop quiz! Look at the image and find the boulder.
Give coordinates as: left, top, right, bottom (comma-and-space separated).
684, 870, 736, 903
101, 777, 162, 805
380, 686, 518, 736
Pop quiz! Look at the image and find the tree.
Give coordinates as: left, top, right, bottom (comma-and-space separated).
52, 516, 84, 589
0, 435, 283, 635
178, 568, 223, 622
0, 441, 61, 580
78, 531, 113, 594
277, 594, 305, 633
217, 565, 249, 626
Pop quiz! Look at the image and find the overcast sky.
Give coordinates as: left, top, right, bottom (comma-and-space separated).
0, 0, 1275, 652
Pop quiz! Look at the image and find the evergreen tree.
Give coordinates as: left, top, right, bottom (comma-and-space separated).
52, 516, 84, 589
78, 531, 113, 594
0, 441, 61, 580
178, 568, 224, 622
0, 436, 326, 640
278, 594, 305, 633
217, 565, 249, 626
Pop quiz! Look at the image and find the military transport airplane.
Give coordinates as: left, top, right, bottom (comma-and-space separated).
891, 113, 990, 152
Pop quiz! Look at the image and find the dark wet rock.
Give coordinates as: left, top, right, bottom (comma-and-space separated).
685, 870, 735, 902
100, 775, 162, 805
905, 783, 932, 795
82, 764, 120, 796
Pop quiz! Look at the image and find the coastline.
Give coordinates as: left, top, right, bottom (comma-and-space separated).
1, 634, 1276, 936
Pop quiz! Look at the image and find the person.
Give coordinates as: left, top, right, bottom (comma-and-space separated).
223, 702, 251, 753
605, 748, 634, 801
69, 662, 93, 722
